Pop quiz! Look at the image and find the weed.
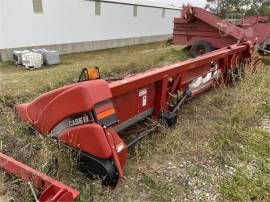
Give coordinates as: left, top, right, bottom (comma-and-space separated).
220, 168, 270, 201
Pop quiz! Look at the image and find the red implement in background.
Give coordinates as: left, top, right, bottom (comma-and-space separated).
0, 152, 80, 202
172, 6, 270, 57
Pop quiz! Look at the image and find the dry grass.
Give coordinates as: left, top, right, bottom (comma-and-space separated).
0, 42, 188, 98
0, 43, 269, 201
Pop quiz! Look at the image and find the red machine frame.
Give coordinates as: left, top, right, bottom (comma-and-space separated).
172, 6, 270, 56
13, 41, 255, 189
0, 152, 79, 201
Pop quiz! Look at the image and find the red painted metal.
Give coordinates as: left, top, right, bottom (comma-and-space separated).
239, 16, 268, 26
105, 128, 127, 177
0, 152, 80, 202
113, 83, 156, 123
59, 123, 113, 159
16, 79, 112, 133
15, 41, 255, 187
172, 6, 270, 49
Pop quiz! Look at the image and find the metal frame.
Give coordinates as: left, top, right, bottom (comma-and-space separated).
172, 6, 270, 49
105, 41, 254, 179
0, 152, 79, 202
13, 41, 255, 193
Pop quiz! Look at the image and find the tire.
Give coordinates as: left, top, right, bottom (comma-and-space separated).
191, 41, 213, 58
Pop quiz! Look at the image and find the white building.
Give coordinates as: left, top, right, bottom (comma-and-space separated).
0, 0, 180, 61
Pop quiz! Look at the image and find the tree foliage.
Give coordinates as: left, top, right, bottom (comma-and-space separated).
205, 0, 270, 18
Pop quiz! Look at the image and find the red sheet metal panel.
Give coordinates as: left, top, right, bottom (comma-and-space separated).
240, 16, 268, 26
173, 18, 236, 48
172, 6, 270, 48
59, 123, 113, 159
16, 80, 112, 134
113, 83, 156, 123
109, 43, 249, 96
0, 152, 80, 202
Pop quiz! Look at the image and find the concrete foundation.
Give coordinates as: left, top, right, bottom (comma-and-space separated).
0, 34, 171, 62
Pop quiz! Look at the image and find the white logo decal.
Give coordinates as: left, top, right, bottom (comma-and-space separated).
69, 114, 90, 127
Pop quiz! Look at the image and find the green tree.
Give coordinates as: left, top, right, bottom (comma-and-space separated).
205, 0, 270, 18
205, 0, 247, 17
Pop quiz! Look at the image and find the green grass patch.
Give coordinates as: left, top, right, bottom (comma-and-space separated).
209, 66, 270, 201
220, 168, 270, 201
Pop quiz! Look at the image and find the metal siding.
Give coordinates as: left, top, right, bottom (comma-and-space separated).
0, 0, 180, 49
133, 5, 138, 17
95, 0, 101, 16
32, 0, 43, 13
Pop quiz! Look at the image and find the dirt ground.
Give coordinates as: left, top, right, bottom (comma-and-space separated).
0, 42, 269, 201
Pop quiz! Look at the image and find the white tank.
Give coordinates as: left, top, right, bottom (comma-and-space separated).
22, 52, 43, 69
13, 50, 31, 65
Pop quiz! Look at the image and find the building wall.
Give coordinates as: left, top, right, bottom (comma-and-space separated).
0, 0, 180, 61
0, 0, 4, 52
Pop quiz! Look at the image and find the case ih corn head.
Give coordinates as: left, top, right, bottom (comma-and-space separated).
0, 41, 256, 201
172, 6, 270, 57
